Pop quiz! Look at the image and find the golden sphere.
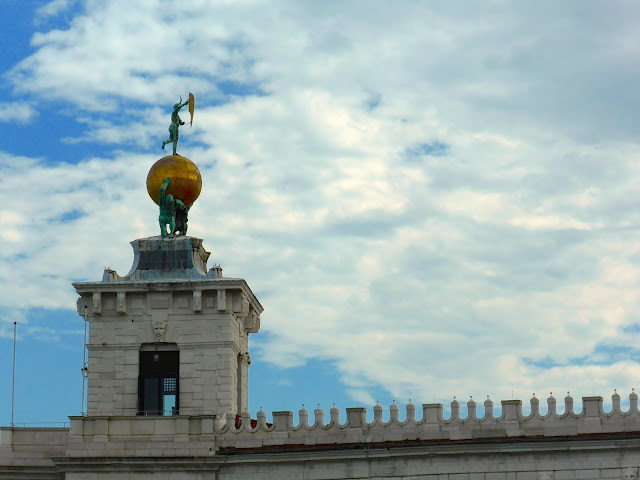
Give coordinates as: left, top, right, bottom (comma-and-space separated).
147, 154, 202, 207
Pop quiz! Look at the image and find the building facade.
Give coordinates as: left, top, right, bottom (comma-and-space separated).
2, 235, 640, 480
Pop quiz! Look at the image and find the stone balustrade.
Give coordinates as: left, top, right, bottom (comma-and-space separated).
215, 390, 640, 449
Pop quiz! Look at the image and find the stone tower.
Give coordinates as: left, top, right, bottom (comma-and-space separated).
73, 235, 262, 419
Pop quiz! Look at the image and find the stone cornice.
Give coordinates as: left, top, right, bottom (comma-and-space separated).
73, 278, 263, 314
87, 340, 237, 350
50, 434, 640, 470
219, 432, 640, 459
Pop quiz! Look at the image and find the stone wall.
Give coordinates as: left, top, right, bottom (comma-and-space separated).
66, 415, 217, 458
49, 441, 640, 480
75, 280, 260, 418
215, 439, 640, 480
0, 427, 67, 479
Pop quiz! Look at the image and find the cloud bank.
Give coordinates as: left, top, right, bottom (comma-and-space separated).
2, 0, 640, 408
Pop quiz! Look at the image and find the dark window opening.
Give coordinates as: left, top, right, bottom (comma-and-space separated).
138, 349, 179, 416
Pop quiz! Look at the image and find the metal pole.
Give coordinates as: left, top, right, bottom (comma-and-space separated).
11, 321, 16, 428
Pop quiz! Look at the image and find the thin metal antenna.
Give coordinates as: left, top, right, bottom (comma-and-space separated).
11, 322, 16, 428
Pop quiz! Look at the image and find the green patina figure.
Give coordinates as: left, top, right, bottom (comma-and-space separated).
161, 97, 190, 155
175, 200, 189, 236
159, 178, 189, 237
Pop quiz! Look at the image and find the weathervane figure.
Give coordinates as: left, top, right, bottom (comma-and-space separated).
161, 93, 195, 155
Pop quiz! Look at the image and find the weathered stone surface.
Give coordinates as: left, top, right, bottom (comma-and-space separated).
107, 236, 219, 281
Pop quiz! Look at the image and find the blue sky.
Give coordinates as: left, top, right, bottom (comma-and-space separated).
2, 0, 640, 426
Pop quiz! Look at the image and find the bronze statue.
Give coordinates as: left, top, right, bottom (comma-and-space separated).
158, 178, 189, 237
161, 95, 193, 155
174, 201, 189, 236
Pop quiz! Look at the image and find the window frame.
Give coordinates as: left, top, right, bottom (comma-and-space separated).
137, 344, 180, 416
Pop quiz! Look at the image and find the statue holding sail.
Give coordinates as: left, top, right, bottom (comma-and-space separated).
149, 92, 201, 238
161, 93, 195, 155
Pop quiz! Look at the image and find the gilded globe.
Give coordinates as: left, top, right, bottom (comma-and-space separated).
147, 154, 202, 207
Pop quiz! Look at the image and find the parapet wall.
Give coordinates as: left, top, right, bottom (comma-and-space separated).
8, 392, 640, 456
215, 391, 640, 449
5, 392, 640, 479
0, 427, 68, 471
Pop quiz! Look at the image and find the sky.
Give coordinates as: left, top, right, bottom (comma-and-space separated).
1, 0, 640, 426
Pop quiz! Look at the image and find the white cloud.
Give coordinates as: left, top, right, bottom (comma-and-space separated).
35, 0, 77, 19
0, 102, 38, 124
3, 1, 640, 407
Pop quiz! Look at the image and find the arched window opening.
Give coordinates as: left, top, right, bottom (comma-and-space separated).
138, 344, 179, 416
